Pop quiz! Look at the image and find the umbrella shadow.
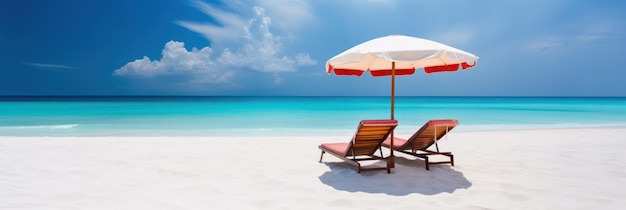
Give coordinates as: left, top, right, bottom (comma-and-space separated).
318, 156, 472, 196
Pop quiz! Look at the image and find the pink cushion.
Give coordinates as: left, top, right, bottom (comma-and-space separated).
382, 137, 408, 150
320, 143, 349, 156
427, 119, 458, 127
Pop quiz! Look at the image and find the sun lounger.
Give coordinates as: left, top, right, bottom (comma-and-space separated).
382, 119, 458, 170
319, 120, 398, 173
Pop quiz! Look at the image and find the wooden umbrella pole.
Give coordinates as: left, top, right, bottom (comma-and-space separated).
391, 61, 395, 120
390, 61, 396, 168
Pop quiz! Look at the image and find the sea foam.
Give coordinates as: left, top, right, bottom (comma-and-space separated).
1, 124, 79, 130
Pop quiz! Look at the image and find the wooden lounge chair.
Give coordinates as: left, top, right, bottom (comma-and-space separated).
382, 119, 458, 170
319, 120, 398, 173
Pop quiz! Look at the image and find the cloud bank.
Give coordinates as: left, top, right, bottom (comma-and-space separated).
114, 0, 316, 84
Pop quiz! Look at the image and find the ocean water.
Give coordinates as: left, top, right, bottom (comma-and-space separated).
1, 96, 626, 137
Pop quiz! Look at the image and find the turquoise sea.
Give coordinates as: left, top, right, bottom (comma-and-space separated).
1, 96, 626, 136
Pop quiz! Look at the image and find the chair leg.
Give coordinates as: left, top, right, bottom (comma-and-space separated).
450, 154, 454, 166
319, 151, 325, 162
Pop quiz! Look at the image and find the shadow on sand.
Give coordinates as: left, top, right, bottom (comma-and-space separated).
318, 156, 472, 196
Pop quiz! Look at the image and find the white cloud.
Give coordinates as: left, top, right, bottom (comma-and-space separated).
176, 0, 247, 44
295, 53, 316, 65
524, 20, 621, 53
256, 0, 313, 31
430, 27, 476, 46
116, 0, 316, 84
23, 63, 76, 70
114, 41, 233, 83
272, 73, 283, 85
216, 6, 317, 73
522, 10, 626, 54
524, 36, 567, 53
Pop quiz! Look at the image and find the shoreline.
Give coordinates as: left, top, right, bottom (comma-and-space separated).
2, 127, 626, 209
3, 123, 626, 137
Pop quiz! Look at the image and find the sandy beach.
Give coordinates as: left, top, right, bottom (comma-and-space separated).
1, 127, 626, 209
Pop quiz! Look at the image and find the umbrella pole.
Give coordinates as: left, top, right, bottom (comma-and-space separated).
390, 61, 396, 168
391, 61, 395, 120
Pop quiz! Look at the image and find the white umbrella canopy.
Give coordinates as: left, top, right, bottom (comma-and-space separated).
326, 35, 479, 168
327, 35, 478, 76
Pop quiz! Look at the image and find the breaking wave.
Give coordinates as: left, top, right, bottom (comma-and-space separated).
0, 124, 79, 130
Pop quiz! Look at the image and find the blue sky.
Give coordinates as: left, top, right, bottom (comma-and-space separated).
1, 0, 626, 96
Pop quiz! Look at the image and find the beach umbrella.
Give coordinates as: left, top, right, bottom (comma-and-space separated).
326, 34, 479, 167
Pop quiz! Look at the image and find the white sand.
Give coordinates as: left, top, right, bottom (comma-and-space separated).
1, 128, 626, 209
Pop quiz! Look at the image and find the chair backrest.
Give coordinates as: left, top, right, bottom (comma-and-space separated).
349, 120, 398, 156
406, 119, 458, 150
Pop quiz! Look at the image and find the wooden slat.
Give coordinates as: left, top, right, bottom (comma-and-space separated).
352, 147, 378, 155
351, 125, 392, 156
